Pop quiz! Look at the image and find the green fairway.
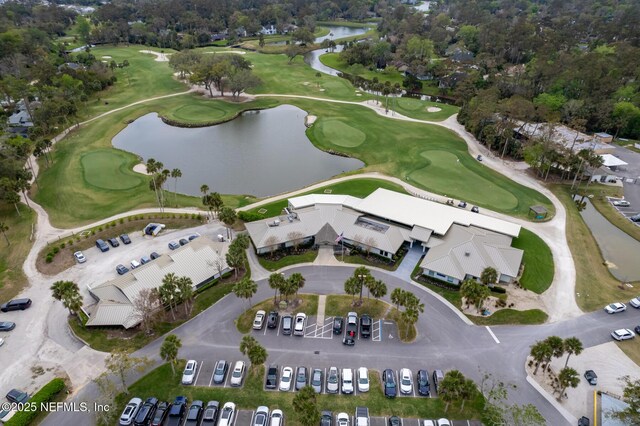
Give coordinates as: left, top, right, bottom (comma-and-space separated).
81, 150, 144, 190
320, 52, 405, 86
392, 97, 459, 121
316, 118, 366, 147
171, 103, 229, 122
512, 228, 554, 294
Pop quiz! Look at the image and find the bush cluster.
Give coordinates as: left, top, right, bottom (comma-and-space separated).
5, 378, 66, 426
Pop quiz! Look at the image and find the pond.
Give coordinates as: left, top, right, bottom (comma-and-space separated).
112, 105, 363, 197
577, 198, 640, 281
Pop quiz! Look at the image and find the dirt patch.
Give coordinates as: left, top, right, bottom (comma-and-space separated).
427, 106, 442, 112
461, 286, 546, 316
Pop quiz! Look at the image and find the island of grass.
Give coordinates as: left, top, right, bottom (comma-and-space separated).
0, 203, 36, 302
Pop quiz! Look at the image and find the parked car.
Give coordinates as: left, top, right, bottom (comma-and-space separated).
341, 368, 354, 394
613, 200, 631, 207
267, 311, 279, 329
432, 370, 445, 393
278, 366, 292, 391
184, 401, 203, 426
0, 408, 15, 423
321, 411, 333, 426
150, 252, 161, 260
73, 251, 86, 263
179, 238, 189, 246
436, 420, 451, 426
254, 406, 269, 426
417, 369, 430, 396
201, 401, 219, 425
230, 360, 246, 386
458, 201, 467, 208
263, 364, 277, 390
295, 366, 308, 390
584, 370, 597, 385
337, 412, 350, 426
294, 313, 307, 336
388, 416, 401, 426
630, 297, 640, 308
399, 368, 413, 394
119, 397, 142, 426
95, 239, 109, 252
133, 397, 158, 426
1, 298, 31, 312
270, 409, 284, 426
282, 315, 293, 335
383, 369, 397, 398
116, 264, 129, 275
166, 396, 187, 426
140, 255, 151, 265
471, 206, 480, 213
611, 328, 635, 341
0, 322, 16, 332
253, 310, 266, 330
631, 213, 640, 222
605, 302, 627, 314
476, 154, 483, 161
355, 407, 369, 426
327, 367, 339, 393
218, 402, 236, 426
635, 325, 640, 335
150, 401, 169, 426
360, 314, 372, 338
188, 234, 199, 241
311, 368, 323, 393
130, 259, 141, 269
333, 316, 344, 334
120, 234, 132, 244
213, 360, 228, 384
107, 237, 120, 247
344, 312, 358, 345
421, 421, 435, 426
181, 360, 198, 385
578, 416, 590, 426
357, 367, 369, 392
6, 389, 28, 403
168, 241, 180, 250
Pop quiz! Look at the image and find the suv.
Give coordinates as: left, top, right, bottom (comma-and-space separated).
295, 366, 308, 390
265, 365, 279, 389
201, 401, 219, 425
584, 370, 597, 385
230, 360, 245, 386
168, 241, 180, 250
134, 397, 158, 426
120, 234, 132, 244
150, 401, 169, 426
253, 310, 266, 330
321, 411, 333, 426
182, 360, 198, 385
6, 389, 28, 403
383, 369, 397, 398
73, 251, 86, 263
327, 367, 339, 393
294, 313, 307, 336
213, 360, 228, 384
184, 401, 203, 426
343, 312, 358, 345
1, 298, 32, 312
417, 369, 430, 396
95, 239, 109, 252
116, 264, 129, 275
166, 396, 187, 426
120, 398, 143, 426
333, 317, 343, 334
107, 237, 120, 247
341, 368, 354, 394
360, 315, 371, 338
267, 311, 279, 329
355, 407, 369, 426
432, 370, 445, 394
254, 406, 269, 426
282, 315, 293, 335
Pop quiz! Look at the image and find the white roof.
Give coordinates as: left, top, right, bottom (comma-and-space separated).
288, 194, 361, 210
356, 189, 521, 237
600, 154, 628, 168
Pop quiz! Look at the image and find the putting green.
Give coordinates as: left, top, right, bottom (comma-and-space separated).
81, 150, 144, 190
316, 118, 366, 147
409, 150, 519, 210
172, 104, 228, 122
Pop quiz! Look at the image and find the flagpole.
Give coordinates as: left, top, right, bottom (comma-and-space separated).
341, 237, 344, 262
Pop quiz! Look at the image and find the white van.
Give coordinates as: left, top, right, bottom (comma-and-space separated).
341, 368, 354, 394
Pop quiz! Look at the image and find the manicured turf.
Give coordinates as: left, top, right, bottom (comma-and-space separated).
316, 118, 366, 147
512, 228, 554, 294
324, 295, 390, 319
392, 97, 459, 122
171, 103, 230, 122
81, 149, 145, 190
0, 202, 35, 302
470, 308, 548, 325
319, 53, 405, 86
257, 250, 319, 271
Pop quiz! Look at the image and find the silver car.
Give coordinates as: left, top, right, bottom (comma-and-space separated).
327, 367, 339, 393
311, 368, 323, 393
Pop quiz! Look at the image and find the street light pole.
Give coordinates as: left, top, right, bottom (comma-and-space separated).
358, 274, 365, 303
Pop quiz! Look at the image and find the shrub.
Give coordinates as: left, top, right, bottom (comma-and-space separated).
45, 254, 53, 263
172, 214, 176, 219
97, 226, 103, 232
238, 211, 264, 222
110, 222, 116, 227
191, 213, 197, 219
489, 285, 506, 294
90, 230, 95, 236
127, 216, 132, 222
52, 247, 60, 255
67, 240, 73, 246
5, 378, 66, 426
60, 243, 65, 249
119, 218, 124, 224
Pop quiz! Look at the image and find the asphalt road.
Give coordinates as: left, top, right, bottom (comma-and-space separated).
42, 265, 640, 426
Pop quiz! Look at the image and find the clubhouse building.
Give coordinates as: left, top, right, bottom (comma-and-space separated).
246, 189, 524, 285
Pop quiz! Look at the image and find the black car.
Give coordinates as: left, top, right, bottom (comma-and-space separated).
95, 239, 109, 252
116, 264, 129, 275
150, 252, 161, 260
201, 401, 219, 425
107, 237, 120, 247
320, 411, 333, 426
584, 370, 598, 386
120, 234, 132, 244
471, 206, 480, 213
134, 397, 158, 426
188, 234, 199, 241
266, 365, 279, 389
267, 311, 279, 329
388, 416, 401, 426
179, 238, 189, 246
578, 417, 590, 426
6, 389, 29, 403
635, 325, 640, 335
166, 396, 187, 426
458, 201, 467, 208
333, 317, 343, 334
184, 401, 203, 426
296, 366, 308, 390
383, 369, 397, 398
150, 401, 169, 426
416, 369, 430, 396
1, 298, 31, 312
360, 314, 372, 338
0, 321, 16, 331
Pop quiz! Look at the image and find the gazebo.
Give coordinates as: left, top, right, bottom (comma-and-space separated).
529, 205, 548, 220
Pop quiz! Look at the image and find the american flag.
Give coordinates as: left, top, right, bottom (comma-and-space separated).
335, 232, 344, 243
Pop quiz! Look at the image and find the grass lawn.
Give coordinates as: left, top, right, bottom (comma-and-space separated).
242, 178, 408, 220
391, 97, 459, 122
257, 250, 319, 271
236, 295, 319, 333
319, 53, 405, 86
617, 339, 640, 367
123, 363, 486, 424
469, 309, 548, 325
550, 184, 638, 311
512, 228, 554, 294
0, 202, 36, 302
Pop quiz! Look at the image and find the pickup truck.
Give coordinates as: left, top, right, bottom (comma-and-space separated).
343, 312, 358, 345
166, 396, 187, 426
355, 406, 369, 426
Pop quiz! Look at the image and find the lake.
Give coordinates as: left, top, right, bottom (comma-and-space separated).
112, 105, 363, 197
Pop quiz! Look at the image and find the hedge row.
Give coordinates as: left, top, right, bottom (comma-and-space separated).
6, 378, 66, 426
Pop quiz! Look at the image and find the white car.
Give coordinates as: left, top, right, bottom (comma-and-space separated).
630, 297, 640, 308
218, 402, 236, 426
254, 406, 270, 426
327, 366, 339, 393
357, 367, 369, 392
73, 251, 86, 263
399, 368, 413, 394
253, 310, 266, 330
605, 302, 627, 314
337, 412, 350, 426
270, 409, 284, 426
0, 408, 16, 423
130, 259, 141, 269
279, 367, 293, 391
230, 360, 246, 386
611, 329, 635, 341
119, 397, 142, 426
293, 313, 307, 336
341, 368, 354, 394
613, 200, 631, 207
421, 421, 435, 426
436, 420, 451, 426
181, 360, 198, 385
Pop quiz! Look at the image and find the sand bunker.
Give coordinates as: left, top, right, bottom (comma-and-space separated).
133, 164, 150, 175
305, 115, 317, 127
427, 106, 442, 112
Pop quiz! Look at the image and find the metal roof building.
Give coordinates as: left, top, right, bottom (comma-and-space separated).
85, 237, 230, 329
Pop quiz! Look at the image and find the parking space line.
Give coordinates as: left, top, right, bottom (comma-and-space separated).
277, 317, 281, 336
263, 325, 267, 335
486, 326, 500, 344
208, 368, 215, 387
353, 368, 357, 396
193, 360, 203, 386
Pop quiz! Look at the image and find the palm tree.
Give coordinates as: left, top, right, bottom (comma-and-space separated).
50, 280, 82, 316
439, 370, 466, 412
344, 277, 360, 302
210, 192, 224, 218
353, 267, 372, 304
268, 273, 286, 304
176, 276, 193, 315
170, 168, 182, 207
390, 288, 406, 311
530, 341, 552, 375
557, 367, 580, 399
219, 206, 237, 238
239, 335, 258, 358
159, 273, 179, 320
200, 184, 209, 196
563, 337, 583, 368
146, 158, 162, 208
0, 222, 9, 246
288, 272, 305, 299
480, 267, 498, 285
401, 306, 419, 336
369, 280, 387, 301
248, 344, 268, 367
160, 334, 182, 375
233, 277, 258, 309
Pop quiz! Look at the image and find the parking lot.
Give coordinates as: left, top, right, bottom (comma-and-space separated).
190, 359, 247, 388
608, 196, 640, 226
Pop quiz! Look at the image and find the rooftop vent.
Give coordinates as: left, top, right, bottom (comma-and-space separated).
464, 251, 470, 256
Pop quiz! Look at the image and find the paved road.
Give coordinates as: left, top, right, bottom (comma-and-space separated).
42, 265, 640, 426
